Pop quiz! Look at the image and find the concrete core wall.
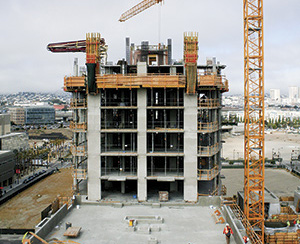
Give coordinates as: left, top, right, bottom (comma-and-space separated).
137, 89, 147, 201
183, 94, 198, 202
87, 95, 101, 201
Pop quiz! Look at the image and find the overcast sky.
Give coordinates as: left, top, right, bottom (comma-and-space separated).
0, 0, 299, 95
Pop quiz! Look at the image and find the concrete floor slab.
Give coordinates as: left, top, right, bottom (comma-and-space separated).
46, 205, 236, 244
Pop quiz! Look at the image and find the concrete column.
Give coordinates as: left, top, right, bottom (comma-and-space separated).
121, 181, 126, 194
184, 94, 198, 202
87, 94, 101, 201
137, 88, 147, 201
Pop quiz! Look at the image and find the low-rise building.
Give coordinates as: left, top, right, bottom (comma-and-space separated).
0, 150, 15, 187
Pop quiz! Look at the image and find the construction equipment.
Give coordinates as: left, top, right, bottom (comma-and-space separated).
22, 231, 81, 244
119, 0, 163, 22
243, 0, 265, 243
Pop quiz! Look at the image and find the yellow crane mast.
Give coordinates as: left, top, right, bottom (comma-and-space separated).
119, 0, 163, 22
243, 0, 265, 242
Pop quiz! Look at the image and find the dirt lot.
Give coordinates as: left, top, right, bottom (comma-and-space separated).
0, 168, 73, 229
223, 131, 300, 161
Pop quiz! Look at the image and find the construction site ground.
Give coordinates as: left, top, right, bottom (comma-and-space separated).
223, 131, 300, 161
222, 168, 300, 197
46, 204, 236, 244
0, 168, 73, 229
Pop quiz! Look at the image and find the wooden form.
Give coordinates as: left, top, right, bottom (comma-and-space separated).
64, 76, 85, 91
281, 206, 296, 215
198, 73, 229, 92
271, 214, 300, 222
64, 227, 82, 238
266, 233, 299, 244
96, 74, 185, 89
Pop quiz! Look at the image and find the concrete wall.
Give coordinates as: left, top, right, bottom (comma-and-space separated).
0, 150, 15, 186
87, 95, 101, 201
32, 204, 68, 244
223, 205, 245, 244
137, 89, 147, 201
183, 94, 198, 202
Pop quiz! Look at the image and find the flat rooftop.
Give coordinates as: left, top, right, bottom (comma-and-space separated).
46, 204, 236, 244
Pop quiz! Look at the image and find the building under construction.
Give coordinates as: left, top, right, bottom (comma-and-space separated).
60, 33, 228, 202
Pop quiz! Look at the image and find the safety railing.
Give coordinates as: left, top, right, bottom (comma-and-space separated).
70, 122, 87, 131
198, 121, 219, 132
198, 98, 221, 108
147, 168, 184, 177
101, 167, 137, 176
225, 203, 262, 244
198, 166, 219, 180
71, 145, 87, 156
198, 143, 220, 156
147, 146, 184, 153
101, 144, 137, 153
96, 74, 186, 89
70, 98, 87, 108
72, 168, 87, 180
101, 121, 137, 129
147, 120, 184, 130
147, 98, 184, 107
197, 72, 229, 92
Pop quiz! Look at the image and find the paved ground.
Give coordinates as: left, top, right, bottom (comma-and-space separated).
0, 168, 73, 229
222, 168, 300, 197
46, 204, 236, 244
223, 131, 300, 161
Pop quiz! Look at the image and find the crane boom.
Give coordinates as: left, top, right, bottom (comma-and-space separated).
244, 0, 265, 242
119, 0, 163, 22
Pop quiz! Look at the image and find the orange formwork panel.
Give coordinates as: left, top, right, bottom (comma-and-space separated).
64, 76, 86, 91
184, 32, 198, 94
96, 74, 186, 89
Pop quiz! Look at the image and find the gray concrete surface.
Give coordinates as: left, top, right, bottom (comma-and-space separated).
222, 168, 300, 197
183, 94, 198, 202
137, 88, 147, 201
46, 204, 236, 244
87, 94, 101, 201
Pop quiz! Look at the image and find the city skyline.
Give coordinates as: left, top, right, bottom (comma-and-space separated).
0, 1, 299, 94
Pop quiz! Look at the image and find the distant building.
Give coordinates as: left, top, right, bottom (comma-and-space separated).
9, 107, 25, 125
270, 89, 281, 102
24, 106, 55, 125
289, 86, 300, 104
0, 114, 11, 136
0, 151, 15, 187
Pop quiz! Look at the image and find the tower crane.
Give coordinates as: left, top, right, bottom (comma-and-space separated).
119, 0, 163, 22
243, 0, 265, 242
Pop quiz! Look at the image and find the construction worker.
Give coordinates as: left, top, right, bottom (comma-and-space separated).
243, 236, 249, 244
223, 223, 233, 244
287, 220, 290, 228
